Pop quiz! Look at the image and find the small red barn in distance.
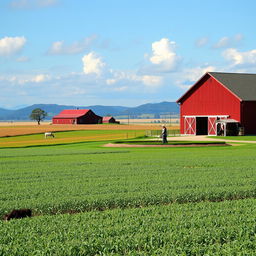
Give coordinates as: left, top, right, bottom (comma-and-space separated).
102, 116, 119, 124
177, 72, 256, 135
52, 109, 102, 124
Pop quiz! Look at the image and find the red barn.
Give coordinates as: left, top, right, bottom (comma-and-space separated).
52, 109, 102, 124
177, 72, 256, 135
102, 116, 119, 124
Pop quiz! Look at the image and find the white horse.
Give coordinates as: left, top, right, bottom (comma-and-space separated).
44, 132, 54, 138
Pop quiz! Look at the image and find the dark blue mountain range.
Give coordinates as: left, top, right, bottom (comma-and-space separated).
0, 102, 179, 120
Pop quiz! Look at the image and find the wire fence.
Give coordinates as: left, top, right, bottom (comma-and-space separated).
145, 129, 180, 137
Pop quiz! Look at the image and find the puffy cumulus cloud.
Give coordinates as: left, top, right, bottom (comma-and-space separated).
10, 0, 58, 9
82, 52, 106, 76
176, 66, 216, 89
106, 70, 163, 90
213, 34, 243, 49
139, 38, 180, 75
223, 48, 256, 66
149, 38, 179, 72
0, 36, 26, 56
47, 35, 97, 55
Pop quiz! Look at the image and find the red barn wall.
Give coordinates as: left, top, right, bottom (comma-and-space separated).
241, 101, 256, 134
179, 75, 241, 134
52, 118, 76, 124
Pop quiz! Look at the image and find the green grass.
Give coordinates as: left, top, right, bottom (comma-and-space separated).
2, 139, 256, 254
209, 135, 256, 141
0, 141, 256, 216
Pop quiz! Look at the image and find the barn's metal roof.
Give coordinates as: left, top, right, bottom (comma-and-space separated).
209, 72, 256, 101
53, 109, 90, 118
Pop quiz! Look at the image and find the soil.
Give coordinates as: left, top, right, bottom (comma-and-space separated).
104, 143, 229, 148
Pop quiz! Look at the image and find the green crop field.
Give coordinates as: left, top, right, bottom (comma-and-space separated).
1, 199, 256, 255
210, 135, 256, 141
1, 133, 256, 255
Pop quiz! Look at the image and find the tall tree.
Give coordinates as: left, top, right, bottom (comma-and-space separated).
30, 108, 47, 125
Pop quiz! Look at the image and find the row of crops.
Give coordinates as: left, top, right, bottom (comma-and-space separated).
1, 198, 256, 255
2, 136, 256, 254
0, 140, 256, 216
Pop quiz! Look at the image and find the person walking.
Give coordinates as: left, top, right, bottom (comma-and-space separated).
162, 125, 168, 144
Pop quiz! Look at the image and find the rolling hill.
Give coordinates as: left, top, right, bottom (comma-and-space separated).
0, 102, 179, 120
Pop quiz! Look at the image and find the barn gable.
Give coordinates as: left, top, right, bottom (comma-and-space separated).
178, 72, 256, 103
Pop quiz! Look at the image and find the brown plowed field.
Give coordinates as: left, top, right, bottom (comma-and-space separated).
0, 123, 179, 137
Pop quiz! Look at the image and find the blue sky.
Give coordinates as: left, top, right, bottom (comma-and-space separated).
1, 0, 256, 109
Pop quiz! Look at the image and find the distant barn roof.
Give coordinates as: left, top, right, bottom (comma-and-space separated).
103, 116, 114, 121
177, 72, 256, 102
53, 109, 90, 118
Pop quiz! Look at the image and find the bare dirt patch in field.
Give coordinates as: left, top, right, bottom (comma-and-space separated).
104, 143, 229, 148
0, 122, 179, 137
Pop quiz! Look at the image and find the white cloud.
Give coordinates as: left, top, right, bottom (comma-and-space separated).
141, 75, 163, 87
48, 35, 97, 55
0, 74, 50, 84
113, 86, 128, 92
32, 74, 50, 83
106, 70, 163, 90
106, 78, 116, 85
213, 34, 243, 49
223, 48, 256, 66
139, 38, 180, 75
149, 38, 178, 71
82, 52, 106, 76
213, 37, 230, 49
176, 65, 216, 89
0, 36, 26, 56
195, 37, 209, 47
10, 0, 58, 9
